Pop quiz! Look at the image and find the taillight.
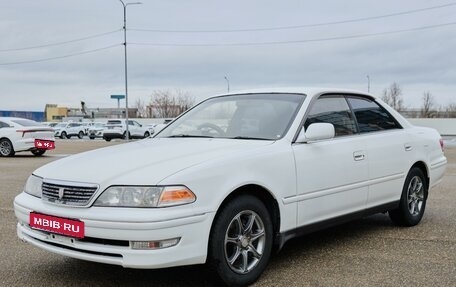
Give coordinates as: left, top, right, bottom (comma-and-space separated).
439, 138, 444, 152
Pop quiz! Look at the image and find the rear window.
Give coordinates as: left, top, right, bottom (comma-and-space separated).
11, 119, 41, 127
347, 97, 401, 133
107, 120, 122, 125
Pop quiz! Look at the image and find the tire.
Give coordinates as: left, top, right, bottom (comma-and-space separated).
104, 138, 111, 142
208, 195, 273, 287
89, 136, 95, 140
389, 167, 428, 227
78, 131, 84, 139
31, 149, 46, 156
0, 138, 15, 157
60, 131, 67, 139
122, 131, 131, 140
144, 131, 150, 138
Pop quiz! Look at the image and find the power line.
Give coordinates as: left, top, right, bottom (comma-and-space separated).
0, 44, 121, 65
129, 2, 456, 33
0, 29, 122, 52
129, 21, 456, 47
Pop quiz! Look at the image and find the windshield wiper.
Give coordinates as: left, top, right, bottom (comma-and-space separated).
228, 136, 272, 141
166, 134, 214, 138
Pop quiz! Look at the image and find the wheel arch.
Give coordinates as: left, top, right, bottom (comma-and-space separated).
211, 184, 281, 249
410, 161, 430, 191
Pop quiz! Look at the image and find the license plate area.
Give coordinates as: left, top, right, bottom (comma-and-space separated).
34, 139, 55, 150
29, 212, 84, 238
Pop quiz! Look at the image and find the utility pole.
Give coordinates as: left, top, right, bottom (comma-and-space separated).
224, 76, 230, 92
367, 75, 371, 93
119, 0, 141, 140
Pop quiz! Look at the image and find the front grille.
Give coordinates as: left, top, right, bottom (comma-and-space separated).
42, 181, 98, 206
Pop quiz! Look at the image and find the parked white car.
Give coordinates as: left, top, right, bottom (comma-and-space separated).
54, 122, 86, 139
14, 88, 447, 286
102, 119, 150, 141
0, 117, 55, 156
87, 122, 107, 140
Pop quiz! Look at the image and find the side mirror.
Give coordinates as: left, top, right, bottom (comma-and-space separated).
295, 123, 335, 143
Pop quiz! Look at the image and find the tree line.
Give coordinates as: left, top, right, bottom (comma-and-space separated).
381, 82, 456, 118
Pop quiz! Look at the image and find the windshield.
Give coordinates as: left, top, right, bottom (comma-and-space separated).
157, 93, 305, 140
55, 123, 67, 128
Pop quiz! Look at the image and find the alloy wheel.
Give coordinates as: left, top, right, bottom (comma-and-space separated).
224, 210, 266, 274
407, 175, 424, 216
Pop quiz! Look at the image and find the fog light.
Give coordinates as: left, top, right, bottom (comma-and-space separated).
131, 237, 180, 250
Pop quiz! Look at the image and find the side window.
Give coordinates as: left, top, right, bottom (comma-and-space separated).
0, 121, 9, 128
304, 96, 357, 137
347, 97, 401, 133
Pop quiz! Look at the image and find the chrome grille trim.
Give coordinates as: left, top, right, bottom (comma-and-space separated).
41, 180, 99, 206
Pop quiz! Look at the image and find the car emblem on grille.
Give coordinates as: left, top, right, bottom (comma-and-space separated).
58, 187, 65, 199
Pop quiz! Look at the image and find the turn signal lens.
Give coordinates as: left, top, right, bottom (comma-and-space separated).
131, 238, 181, 250
158, 186, 196, 207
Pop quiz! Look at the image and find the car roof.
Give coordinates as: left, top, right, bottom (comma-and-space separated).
211, 87, 376, 100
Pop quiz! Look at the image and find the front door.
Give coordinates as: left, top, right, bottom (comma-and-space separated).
292, 95, 369, 226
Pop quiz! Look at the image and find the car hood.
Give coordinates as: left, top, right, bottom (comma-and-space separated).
34, 138, 274, 186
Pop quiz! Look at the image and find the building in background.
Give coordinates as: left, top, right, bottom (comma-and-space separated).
0, 110, 45, 122
44, 104, 69, 121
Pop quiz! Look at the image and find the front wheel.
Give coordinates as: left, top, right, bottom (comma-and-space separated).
60, 131, 67, 139
389, 167, 428, 226
208, 195, 273, 286
78, 131, 84, 139
144, 131, 150, 138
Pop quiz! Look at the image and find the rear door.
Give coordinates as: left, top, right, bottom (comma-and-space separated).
292, 95, 369, 226
346, 96, 410, 208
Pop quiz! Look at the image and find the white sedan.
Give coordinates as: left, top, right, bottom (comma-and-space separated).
14, 88, 446, 286
0, 117, 55, 157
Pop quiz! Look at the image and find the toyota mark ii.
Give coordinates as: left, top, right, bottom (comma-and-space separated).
14, 88, 447, 286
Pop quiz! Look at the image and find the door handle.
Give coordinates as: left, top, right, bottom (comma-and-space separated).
353, 151, 366, 161
404, 144, 413, 151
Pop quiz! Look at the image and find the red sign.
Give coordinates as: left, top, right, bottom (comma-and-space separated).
34, 139, 55, 150
29, 212, 85, 238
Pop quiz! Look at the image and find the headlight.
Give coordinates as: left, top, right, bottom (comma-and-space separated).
93, 186, 196, 207
24, 175, 43, 198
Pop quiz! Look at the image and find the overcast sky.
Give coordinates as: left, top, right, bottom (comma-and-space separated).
0, 0, 455, 111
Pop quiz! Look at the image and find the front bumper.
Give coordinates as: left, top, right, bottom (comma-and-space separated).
14, 192, 214, 269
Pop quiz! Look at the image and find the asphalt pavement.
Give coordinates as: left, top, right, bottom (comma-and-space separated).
1, 139, 455, 287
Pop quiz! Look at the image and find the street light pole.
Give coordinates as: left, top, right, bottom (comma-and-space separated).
367, 75, 371, 93
224, 76, 230, 92
119, 0, 141, 140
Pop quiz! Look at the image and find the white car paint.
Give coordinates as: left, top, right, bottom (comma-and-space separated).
102, 119, 150, 140
0, 117, 55, 156
14, 88, 447, 280
54, 122, 85, 139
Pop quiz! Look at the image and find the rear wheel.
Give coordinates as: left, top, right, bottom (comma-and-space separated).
60, 131, 67, 139
104, 138, 111, 142
31, 149, 46, 156
78, 131, 84, 139
208, 195, 273, 286
0, 138, 15, 157
144, 131, 150, 138
389, 167, 428, 226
